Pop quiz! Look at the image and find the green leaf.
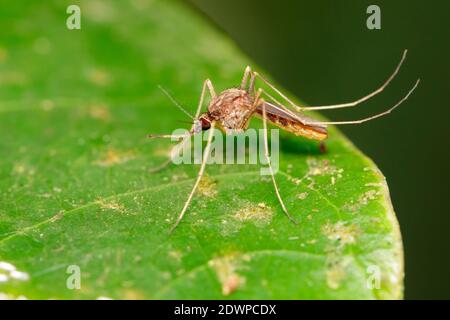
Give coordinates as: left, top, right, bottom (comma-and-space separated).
0, 0, 403, 299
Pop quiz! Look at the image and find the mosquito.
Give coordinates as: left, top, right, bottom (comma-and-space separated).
148, 50, 420, 233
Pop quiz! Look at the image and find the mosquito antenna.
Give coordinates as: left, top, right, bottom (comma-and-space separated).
158, 85, 195, 120
176, 119, 194, 125
305, 79, 420, 126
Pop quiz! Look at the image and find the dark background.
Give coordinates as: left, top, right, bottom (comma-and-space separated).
188, 0, 450, 299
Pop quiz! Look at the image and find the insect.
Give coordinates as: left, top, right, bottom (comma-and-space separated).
149, 50, 420, 233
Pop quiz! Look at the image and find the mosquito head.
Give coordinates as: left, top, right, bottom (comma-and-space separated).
193, 113, 212, 133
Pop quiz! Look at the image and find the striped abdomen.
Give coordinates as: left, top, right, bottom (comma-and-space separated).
255, 102, 328, 141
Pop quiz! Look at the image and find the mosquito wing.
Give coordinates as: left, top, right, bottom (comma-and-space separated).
255, 101, 328, 141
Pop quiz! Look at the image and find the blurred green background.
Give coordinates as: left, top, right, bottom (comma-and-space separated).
189, 0, 450, 299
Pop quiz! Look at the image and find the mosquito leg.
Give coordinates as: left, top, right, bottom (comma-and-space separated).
303, 50, 408, 110
254, 71, 301, 112
255, 50, 409, 112
169, 121, 216, 234
261, 89, 285, 109
148, 133, 189, 139
319, 141, 327, 153
249, 71, 256, 94
240, 66, 252, 90
304, 79, 420, 126
148, 158, 172, 174
148, 79, 216, 173
252, 88, 263, 110
260, 97, 298, 225
148, 132, 196, 172
259, 89, 307, 124
197, 78, 216, 118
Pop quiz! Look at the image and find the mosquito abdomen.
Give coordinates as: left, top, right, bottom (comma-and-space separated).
256, 109, 328, 141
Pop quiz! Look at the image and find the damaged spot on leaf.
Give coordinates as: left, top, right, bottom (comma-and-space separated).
196, 174, 218, 198
95, 148, 135, 167
234, 202, 273, 227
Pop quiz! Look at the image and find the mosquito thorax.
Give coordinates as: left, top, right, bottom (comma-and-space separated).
207, 88, 255, 132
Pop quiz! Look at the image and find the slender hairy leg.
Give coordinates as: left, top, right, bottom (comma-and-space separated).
148, 133, 190, 139
196, 78, 216, 118
303, 50, 408, 110
259, 91, 298, 224
248, 71, 256, 94
240, 66, 252, 90
148, 79, 216, 172
148, 158, 173, 174
253, 71, 304, 113
169, 121, 216, 234
304, 79, 420, 125
260, 88, 307, 123
254, 50, 409, 112
147, 133, 195, 174
258, 77, 420, 127
261, 89, 289, 111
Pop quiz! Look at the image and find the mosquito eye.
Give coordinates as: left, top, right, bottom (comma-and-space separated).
201, 118, 211, 130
